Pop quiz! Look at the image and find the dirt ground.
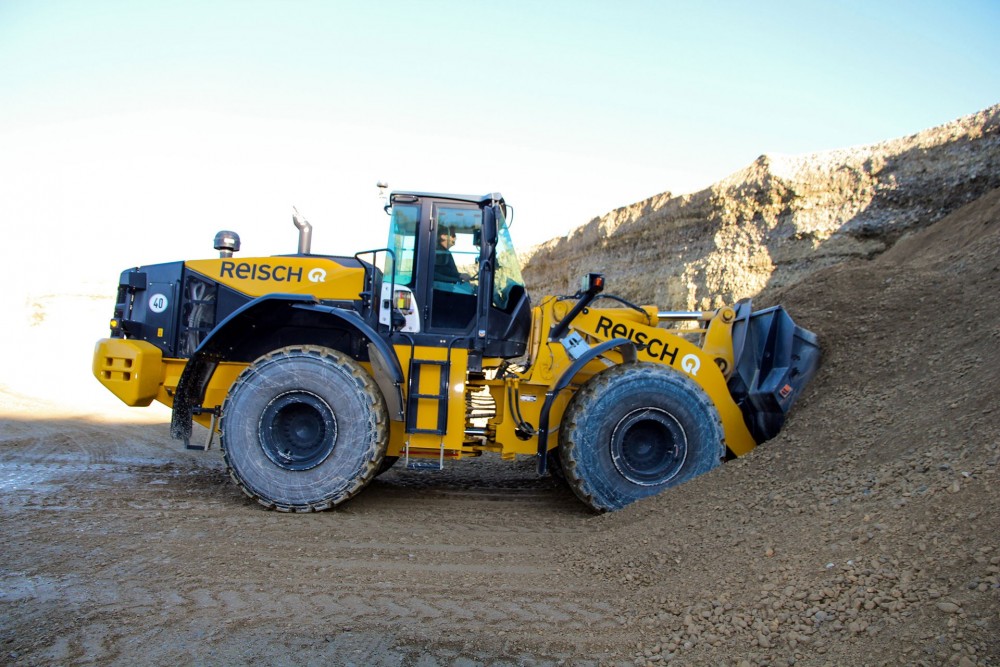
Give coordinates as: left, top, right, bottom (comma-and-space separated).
2, 189, 999, 666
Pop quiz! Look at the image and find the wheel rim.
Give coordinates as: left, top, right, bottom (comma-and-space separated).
259, 391, 338, 471
609, 407, 687, 486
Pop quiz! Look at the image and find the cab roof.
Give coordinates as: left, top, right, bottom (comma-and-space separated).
389, 191, 504, 206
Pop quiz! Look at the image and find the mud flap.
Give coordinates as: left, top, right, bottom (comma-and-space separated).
728, 302, 820, 443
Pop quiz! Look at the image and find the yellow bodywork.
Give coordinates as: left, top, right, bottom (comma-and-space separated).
93, 339, 163, 407
384, 345, 479, 461
94, 338, 244, 429
94, 288, 756, 459
186, 256, 364, 299
478, 296, 757, 458
389, 296, 757, 460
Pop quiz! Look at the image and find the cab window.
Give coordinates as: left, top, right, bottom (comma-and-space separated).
433, 206, 482, 289
385, 204, 419, 286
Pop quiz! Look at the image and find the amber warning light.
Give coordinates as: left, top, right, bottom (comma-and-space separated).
582, 272, 605, 294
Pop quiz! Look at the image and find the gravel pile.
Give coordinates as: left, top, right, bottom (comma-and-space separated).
559, 187, 1000, 666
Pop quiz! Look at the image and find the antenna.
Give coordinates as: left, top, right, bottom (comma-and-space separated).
377, 180, 390, 213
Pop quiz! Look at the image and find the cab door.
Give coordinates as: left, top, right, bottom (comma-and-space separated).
424, 202, 483, 334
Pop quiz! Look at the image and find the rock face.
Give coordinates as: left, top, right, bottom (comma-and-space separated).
522, 104, 1000, 310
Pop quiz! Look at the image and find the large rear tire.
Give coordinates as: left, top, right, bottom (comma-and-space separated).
220, 345, 388, 511
559, 363, 724, 512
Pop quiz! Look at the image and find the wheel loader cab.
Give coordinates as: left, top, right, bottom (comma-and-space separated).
385, 191, 531, 359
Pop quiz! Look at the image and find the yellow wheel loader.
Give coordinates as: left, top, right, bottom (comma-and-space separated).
93, 189, 819, 512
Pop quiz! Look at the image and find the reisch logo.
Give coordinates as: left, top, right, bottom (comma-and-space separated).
308, 268, 327, 283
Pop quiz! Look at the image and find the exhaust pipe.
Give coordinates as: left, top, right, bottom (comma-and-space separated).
292, 207, 312, 255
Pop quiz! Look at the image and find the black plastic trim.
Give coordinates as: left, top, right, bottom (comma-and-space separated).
170, 294, 405, 444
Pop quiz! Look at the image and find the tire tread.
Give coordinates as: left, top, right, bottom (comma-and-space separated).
559, 363, 724, 512
219, 345, 388, 512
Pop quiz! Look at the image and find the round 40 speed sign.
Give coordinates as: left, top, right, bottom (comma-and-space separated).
148, 293, 169, 313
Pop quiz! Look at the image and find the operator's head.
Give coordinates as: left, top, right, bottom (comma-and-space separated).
438, 225, 456, 248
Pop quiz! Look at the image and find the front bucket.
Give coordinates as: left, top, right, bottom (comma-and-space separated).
727, 301, 820, 443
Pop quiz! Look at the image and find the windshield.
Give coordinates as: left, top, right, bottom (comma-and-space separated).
492, 208, 524, 310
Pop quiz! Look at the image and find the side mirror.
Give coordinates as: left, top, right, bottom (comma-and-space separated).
549, 273, 606, 341
580, 273, 605, 295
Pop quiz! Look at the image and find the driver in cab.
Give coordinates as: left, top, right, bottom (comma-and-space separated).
434, 225, 472, 286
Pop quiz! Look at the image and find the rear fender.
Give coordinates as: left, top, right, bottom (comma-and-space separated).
170, 294, 404, 445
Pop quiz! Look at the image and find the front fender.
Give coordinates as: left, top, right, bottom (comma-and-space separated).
535, 338, 637, 473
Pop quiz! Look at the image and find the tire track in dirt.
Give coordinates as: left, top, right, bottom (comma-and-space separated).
1, 416, 627, 665
19, 576, 622, 665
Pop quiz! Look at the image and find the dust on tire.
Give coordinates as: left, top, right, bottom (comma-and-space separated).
559, 363, 725, 512
219, 345, 388, 511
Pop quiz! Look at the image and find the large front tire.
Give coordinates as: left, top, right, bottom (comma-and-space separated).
559, 363, 724, 512
220, 345, 388, 511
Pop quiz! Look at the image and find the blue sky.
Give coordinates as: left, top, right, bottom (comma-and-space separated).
1, 0, 998, 284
